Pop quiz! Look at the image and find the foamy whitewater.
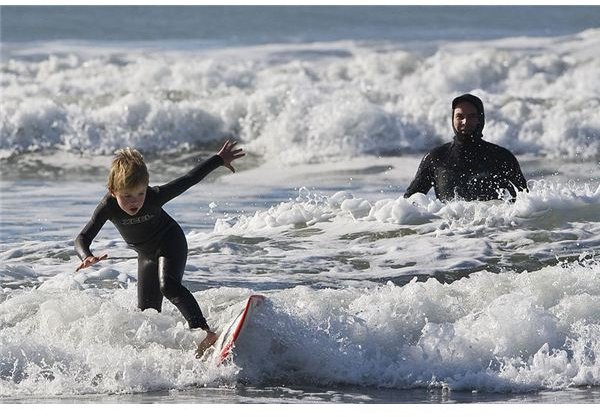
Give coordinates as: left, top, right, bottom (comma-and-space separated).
1, 6, 600, 404
2, 29, 600, 164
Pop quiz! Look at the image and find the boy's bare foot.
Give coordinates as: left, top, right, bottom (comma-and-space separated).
195, 330, 218, 359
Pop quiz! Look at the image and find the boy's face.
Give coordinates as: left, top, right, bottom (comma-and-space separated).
111, 183, 147, 216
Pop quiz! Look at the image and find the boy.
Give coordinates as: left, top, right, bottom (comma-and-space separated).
74, 140, 244, 356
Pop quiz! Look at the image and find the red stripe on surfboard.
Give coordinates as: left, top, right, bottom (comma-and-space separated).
218, 294, 265, 364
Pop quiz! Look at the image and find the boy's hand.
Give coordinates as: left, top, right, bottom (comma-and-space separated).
217, 139, 245, 173
75, 254, 108, 272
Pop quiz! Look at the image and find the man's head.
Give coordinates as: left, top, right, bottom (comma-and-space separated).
452, 93, 485, 142
108, 148, 149, 215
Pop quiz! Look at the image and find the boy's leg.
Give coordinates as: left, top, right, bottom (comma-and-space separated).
158, 226, 209, 330
137, 253, 163, 311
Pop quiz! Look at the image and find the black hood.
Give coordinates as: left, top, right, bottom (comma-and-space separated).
452, 93, 485, 143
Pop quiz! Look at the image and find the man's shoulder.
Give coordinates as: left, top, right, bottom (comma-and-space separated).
482, 140, 518, 159
426, 142, 452, 158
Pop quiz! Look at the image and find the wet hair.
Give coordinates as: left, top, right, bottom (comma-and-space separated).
107, 147, 149, 192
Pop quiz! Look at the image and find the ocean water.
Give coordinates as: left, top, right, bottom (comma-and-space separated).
1, 5, 600, 405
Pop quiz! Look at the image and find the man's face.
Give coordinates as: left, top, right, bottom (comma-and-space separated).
112, 183, 147, 216
453, 101, 480, 135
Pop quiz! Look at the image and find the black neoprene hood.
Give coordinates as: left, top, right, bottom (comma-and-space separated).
452, 93, 485, 137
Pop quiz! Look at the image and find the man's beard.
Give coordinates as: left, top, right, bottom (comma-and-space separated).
454, 127, 482, 144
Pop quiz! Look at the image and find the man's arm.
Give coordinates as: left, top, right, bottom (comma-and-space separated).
504, 152, 528, 193
404, 153, 434, 198
512, 159, 528, 192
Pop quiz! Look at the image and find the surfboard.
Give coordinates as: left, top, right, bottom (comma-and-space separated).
210, 294, 266, 365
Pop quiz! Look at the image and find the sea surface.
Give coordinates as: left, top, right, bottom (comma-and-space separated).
1, 5, 600, 406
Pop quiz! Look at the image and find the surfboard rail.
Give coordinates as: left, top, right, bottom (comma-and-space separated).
216, 294, 266, 364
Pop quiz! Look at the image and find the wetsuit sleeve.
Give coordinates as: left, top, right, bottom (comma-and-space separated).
404, 153, 434, 198
155, 154, 224, 205
504, 152, 528, 193
75, 198, 110, 260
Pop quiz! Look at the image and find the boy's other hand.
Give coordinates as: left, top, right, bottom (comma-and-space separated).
76, 254, 108, 272
217, 139, 245, 173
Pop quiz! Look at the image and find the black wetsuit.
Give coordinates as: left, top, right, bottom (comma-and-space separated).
404, 94, 528, 201
75, 155, 224, 330
404, 139, 528, 201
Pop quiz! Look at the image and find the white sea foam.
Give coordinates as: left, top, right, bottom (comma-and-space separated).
214, 180, 600, 234
1, 172, 600, 398
3, 7, 600, 404
2, 30, 599, 163
1, 259, 599, 396
236, 260, 600, 391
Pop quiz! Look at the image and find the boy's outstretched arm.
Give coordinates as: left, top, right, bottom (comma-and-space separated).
217, 139, 246, 173
156, 139, 245, 205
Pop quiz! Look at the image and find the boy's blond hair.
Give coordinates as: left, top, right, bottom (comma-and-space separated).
107, 148, 149, 192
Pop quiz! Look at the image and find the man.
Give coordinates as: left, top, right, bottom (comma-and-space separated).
404, 94, 527, 202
